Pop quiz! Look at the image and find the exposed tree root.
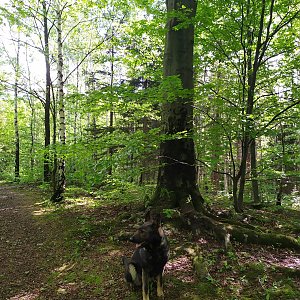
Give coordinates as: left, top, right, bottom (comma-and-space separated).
181, 210, 300, 252
50, 188, 64, 203
151, 185, 300, 252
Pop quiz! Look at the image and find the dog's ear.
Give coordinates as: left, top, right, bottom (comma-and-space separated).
145, 209, 152, 222
152, 213, 161, 228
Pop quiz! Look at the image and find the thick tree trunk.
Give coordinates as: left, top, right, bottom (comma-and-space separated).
152, 0, 204, 212
43, 0, 51, 182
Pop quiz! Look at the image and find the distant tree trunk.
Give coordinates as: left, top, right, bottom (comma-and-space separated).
250, 139, 260, 204
74, 66, 79, 143
14, 36, 20, 182
108, 41, 114, 176
210, 123, 221, 194
43, 0, 51, 182
25, 44, 35, 173
151, 0, 204, 212
234, 0, 297, 210
233, 0, 261, 212
28, 96, 35, 172
51, 6, 66, 202
51, 83, 57, 189
223, 156, 229, 194
275, 121, 299, 205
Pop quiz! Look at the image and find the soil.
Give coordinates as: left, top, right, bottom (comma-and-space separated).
0, 184, 67, 299
0, 183, 300, 300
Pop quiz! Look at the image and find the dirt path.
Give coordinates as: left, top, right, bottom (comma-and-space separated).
0, 184, 142, 300
0, 185, 64, 300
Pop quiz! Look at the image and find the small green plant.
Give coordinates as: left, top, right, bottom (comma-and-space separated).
258, 274, 268, 287
205, 274, 219, 285
221, 260, 232, 271
163, 208, 180, 218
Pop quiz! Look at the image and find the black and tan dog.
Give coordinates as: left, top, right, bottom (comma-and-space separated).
122, 212, 169, 300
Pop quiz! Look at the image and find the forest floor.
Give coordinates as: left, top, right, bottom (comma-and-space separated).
1, 183, 300, 300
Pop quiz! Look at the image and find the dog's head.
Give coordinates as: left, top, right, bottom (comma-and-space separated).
129, 211, 164, 246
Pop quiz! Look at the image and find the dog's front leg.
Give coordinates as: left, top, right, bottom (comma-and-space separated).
156, 273, 164, 297
142, 269, 150, 300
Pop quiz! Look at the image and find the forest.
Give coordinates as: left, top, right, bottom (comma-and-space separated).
0, 0, 300, 299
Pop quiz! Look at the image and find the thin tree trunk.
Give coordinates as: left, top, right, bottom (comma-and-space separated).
223, 155, 229, 194
234, 0, 264, 212
25, 44, 35, 173
51, 83, 57, 189
51, 5, 66, 202
14, 36, 20, 182
74, 64, 79, 144
108, 41, 114, 176
250, 139, 260, 204
43, 0, 51, 182
236, 139, 249, 212
276, 123, 285, 206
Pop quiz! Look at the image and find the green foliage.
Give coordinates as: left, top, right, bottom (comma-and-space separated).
163, 208, 180, 218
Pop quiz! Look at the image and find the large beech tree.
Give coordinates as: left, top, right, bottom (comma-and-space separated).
152, 0, 204, 212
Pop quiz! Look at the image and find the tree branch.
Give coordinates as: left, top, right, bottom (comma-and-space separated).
0, 79, 45, 104
257, 98, 300, 137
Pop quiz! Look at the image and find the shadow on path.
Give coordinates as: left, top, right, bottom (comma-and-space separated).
0, 185, 65, 299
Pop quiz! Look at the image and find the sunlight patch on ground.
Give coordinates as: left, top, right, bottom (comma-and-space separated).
107, 249, 122, 257
55, 262, 76, 273
239, 249, 300, 269
8, 290, 40, 300
290, 195, 300, 209
32, 196, 97, 216
279, 256, 300, 269
57, 283, 77, 295
32, 206, 55, 216
165, 255, 194, 283
62, 196, 98, 209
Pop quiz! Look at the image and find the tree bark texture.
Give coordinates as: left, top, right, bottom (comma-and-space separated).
108, 42, 114, 176
43, 0, 51, 182
152, 0, 204, 211
14, 36, 20, 181
51, 6, 66, 202
250, 139, 260, 204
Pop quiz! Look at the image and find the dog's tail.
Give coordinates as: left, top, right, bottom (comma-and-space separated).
122, 256, 141, 286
